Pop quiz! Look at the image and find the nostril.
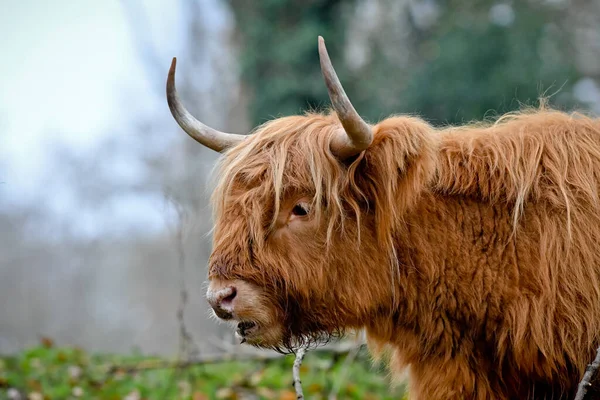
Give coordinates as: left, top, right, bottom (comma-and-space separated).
221, 287, 237, 306
207, 286, 238, 318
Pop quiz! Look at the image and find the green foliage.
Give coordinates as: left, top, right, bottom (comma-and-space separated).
0, 343, 405, 399
229, 0, 582, 127
228, 0, 351, 125
395, 1, 580, 125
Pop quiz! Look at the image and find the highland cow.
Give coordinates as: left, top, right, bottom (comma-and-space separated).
166, 37, 600, 399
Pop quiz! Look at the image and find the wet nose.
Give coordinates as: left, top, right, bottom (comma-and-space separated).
206, 286, 237, 320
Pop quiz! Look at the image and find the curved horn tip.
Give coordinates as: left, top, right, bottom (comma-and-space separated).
165, 56, 246, 152
167, 57, 177, 90
317, 36, 329, 60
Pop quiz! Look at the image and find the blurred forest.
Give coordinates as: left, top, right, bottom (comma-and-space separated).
2, 0, 600, 398
2, 0, 600, 369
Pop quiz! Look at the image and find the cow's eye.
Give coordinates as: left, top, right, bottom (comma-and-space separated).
291, 203, 310, 217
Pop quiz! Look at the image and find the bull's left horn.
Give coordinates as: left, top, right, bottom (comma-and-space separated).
166, 57, 246, 152
318, 36, 373, 159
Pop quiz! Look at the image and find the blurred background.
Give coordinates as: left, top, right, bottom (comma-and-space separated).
1, 0, 600, 397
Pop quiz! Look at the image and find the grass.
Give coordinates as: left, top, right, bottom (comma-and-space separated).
0, 339, 406, 399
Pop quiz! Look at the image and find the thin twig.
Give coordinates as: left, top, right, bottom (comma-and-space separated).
574, 345, 600, 400
293, 346, 308, 399
161, 195, 201, 400
170, 199, 201, 360
106, 353, 281, 374
103, 345, 355, 375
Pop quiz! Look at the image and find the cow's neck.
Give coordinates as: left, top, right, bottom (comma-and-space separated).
366, 190, 519, 362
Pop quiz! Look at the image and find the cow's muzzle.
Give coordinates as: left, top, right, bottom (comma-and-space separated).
206, 285, 236, 320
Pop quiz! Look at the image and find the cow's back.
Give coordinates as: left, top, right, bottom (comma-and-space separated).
402, 110, 600, 398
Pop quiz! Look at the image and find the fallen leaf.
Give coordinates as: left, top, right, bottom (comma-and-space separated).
123, 390, 140, 400
192, 392, 209, 400
27, 380, 41, 392
215, 388, 236, 399
39, 337, 54, 349
7, 388, 21, 400
256, 387, 276, 399
307, 383, 323, 393
28, 392, 43, 400
249, 370, 265, 386
68, 365, 82, 380
278, 391, 297, 400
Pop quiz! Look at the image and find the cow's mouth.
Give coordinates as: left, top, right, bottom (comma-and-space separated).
236, 321, 258, 343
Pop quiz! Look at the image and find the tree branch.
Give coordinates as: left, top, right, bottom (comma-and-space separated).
575, 345, 600, 400
293, 346, 308, 399
102, 345, 357, 375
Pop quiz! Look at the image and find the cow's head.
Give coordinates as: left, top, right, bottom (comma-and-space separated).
167, 37, 436, 351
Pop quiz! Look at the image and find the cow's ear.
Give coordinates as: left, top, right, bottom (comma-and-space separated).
352, 117, 437, 242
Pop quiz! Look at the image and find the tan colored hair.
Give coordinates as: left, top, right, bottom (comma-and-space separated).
208, 107, 600, 398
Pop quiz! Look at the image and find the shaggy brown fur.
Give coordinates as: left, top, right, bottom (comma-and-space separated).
207, 107, 600, 399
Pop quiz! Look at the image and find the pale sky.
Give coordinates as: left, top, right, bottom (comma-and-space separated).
1, 1, 140, 185
0, 1, 198, 238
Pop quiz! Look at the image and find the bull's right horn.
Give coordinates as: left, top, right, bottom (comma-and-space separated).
318, 36, 373, 160
166, 57, 246, 152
